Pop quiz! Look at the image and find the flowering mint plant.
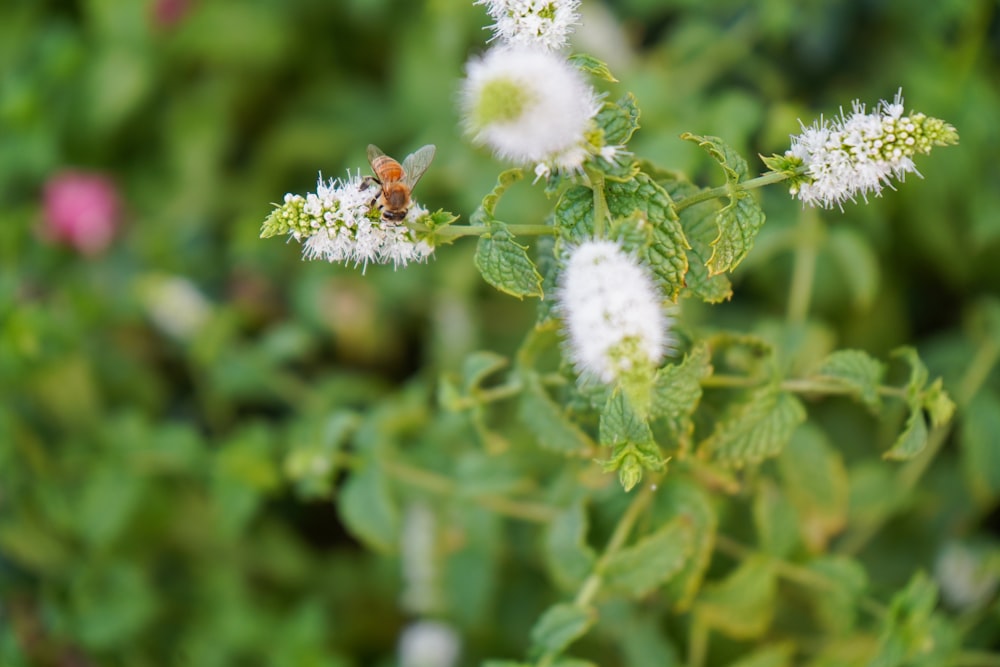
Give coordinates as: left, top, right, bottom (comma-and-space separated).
261, 2, 981, 666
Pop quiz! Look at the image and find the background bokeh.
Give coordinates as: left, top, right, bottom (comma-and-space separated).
2, 0, 999, 664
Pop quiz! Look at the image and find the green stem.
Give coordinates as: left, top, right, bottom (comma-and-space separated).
786, 207, 823, 325
409, 222, 556, 239
586, 167, 610, 239
536, 480, 659, 667
714, 534, 886, 618
701, 373, 907, 400
673, 170, 795, 213
339, 454, 559, 523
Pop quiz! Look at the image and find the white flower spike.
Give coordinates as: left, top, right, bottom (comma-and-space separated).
268, 172, 434, 270
557, 240, 673, 385
786, 89, 959, 209
477, 0, 582, 51
460, 46, 601, 172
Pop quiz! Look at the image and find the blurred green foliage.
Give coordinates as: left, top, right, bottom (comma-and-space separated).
2, 0, 1000, 665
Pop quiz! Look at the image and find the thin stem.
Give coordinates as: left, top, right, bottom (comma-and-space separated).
536, 481, 659, 667
786, 207, 823, 325
408, 222, 556, 239
714, 534, 886, 618
701, 373, 907, 400
586, 167, 610, 239
343, 455, 560, 523
673, 170, 795, 213
577, 480, 658, 607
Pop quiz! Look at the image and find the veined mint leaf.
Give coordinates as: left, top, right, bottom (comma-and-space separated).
519, 373, 596, 455
603, 516, 694, 598
651, 343, 712, 444
553, 185, 595, 246
605, 174, 690, 300
596, 93, 639, 145
680, 133, 766, 275
660, 176, 733, 303
475, 168, 525, 223
656, 478, 718, 611
544, 501, 596, 591
700, 387, 806, 467
529, 603, 596, 660
817, 349, 887, 412
568, 53, 618, 82
695, 556, 778, 639
474, 230, 543, 299
777, 425, 849, 553
884, 407, 929, 461
599, 391, 664, 491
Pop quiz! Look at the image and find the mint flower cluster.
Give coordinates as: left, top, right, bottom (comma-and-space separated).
461, 0, 609, 177
786, 90, 959, 209
557, 240, 673, 385
262, 173, 434, 270
477, 0, 581, 51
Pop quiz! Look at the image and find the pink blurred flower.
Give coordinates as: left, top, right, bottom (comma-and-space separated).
152, 0, 192, 28
42, 171, 122, 255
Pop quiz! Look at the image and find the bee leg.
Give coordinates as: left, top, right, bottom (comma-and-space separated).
361, 175, 380, 191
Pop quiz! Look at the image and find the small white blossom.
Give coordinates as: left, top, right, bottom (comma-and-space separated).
477, 0, 581, 51
138, 274, 212, 341
557, 240, 673, 384
272, 172, 435, 270
398, 620, 461, 667
787, 89, 959, 209
934, 541, 1000, 610
460, 46, 601, 169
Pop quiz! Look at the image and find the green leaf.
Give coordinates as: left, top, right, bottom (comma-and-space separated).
553, 185, 596, 246
337, 460, 399, 553
603, 516, 694, 597
462, 350, 509, 394
519, 373, 595, 455
893, 346, 929, 401
868, 572, 942, 667
959, 390, 1000, 504
568, 53, 618, 82
816, 349, 886, 412
596, 94, 639, 145
727, 643, 795, 667
806, 556, 869, 635
922, 378, 955, 427
660, 177, 732, 303
529, 603, 596, 659
605, 174, 690, 299
708, 193, 766, 275
474, 229, 543, 299
657, 479, 718, 611
599, 392, 664, 491
477, 168, 525, 221
695, 556, 777, 639
284, 411, 359, 499
650, 343, 712, 444
753, 479, 800, 558
883, 407, 929, 461
609, 210, 653, 255
700, 388, 806, 467
777, 425, 849, 552
828, 226, 880, 310
680, 133, 765, 274
544, 501, 597, 591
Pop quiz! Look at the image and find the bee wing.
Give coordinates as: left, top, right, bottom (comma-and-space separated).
367, 144, 386, 171
401, 144, 436, 189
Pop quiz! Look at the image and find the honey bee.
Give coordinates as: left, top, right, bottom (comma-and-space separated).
365, 143, 436, 222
